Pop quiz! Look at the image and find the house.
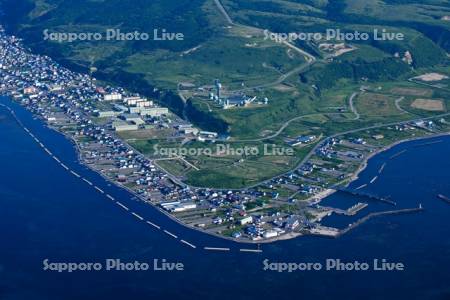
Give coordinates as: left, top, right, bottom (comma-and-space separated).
372, 134, 384, 140
284, 216, 300, 230
23, 86, 37, 94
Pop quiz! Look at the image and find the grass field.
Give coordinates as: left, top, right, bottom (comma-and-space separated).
157, 159, 191, 177
355, 93, 403, 118
125, 27, 306, 90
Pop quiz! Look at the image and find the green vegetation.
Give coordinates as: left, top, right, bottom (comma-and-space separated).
2, 0, 450, 188
126, 29, 305, 90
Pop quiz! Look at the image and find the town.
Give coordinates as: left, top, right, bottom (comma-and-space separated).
1, 25, 449, 243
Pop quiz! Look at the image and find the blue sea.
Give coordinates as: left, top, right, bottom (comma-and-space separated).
1, 95, 450, 300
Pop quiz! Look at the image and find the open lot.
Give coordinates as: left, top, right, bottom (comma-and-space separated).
390, 87, 433, 97
356, 93, 403, 118
411, 99, 446, 112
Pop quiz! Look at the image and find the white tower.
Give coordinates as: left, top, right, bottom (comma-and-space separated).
214, 79, 222, 100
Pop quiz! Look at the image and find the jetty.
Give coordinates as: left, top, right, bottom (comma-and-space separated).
204, 247, 230, 252
414, 140, 443, 148
334, 186, 396, 206
347, 203, 369, 216
389, 149, 407, 160
378, 162, 387, 174
338, 205, 425, 237
320, 202, 368, 216
239, 248, 263, 253
437, 194, 450, 204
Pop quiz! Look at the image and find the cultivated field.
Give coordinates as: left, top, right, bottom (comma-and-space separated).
411, 99, 446, 111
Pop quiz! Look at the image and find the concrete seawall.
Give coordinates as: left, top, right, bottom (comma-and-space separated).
338, 207, 425, 237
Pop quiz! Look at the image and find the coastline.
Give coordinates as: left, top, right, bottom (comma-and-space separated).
73, 129, 450, 244
347, 132, 450, 186
2, 95, 448, 244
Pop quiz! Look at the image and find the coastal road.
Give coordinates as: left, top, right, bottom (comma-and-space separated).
211, 111, 450, 191
253, 112, 450, 188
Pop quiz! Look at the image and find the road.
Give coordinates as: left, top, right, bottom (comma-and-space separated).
231, 60, 313, 93
234, 91, 357, 142
227, 111, 450, 191
166, 0, 450, 191
394, 96, 409, 114
212, 0, 317, 94
408, 77, 450, 92
178, 0, 317, 113
349, 92, 360, 120
213, 0, 234, 25
233, 112, 339, 143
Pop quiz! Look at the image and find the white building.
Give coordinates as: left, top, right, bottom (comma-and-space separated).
95, 110, 119, 118
112, 121, 138, 132
103, 93, 123, 101
240, 216, 253, 225
160, 201, 197, 212
263, 230, 278, 239
139, 107, 168, 117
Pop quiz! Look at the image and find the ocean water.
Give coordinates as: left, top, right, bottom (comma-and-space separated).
1, 96, 450, 300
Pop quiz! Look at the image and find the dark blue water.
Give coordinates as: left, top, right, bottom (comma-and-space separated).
1, 96, 450, 300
